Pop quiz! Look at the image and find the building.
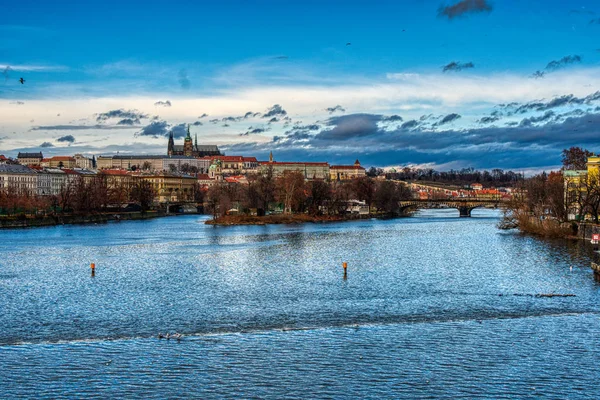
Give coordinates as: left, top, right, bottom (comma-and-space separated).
17, 152, 43, 166
140, 173, 197, 203
162, 156, 199, 172
470, 183, 483, 191
198, 155, 259, 175
330, 160, 366, 181
48, 156, 77, 169
258, 152, 329, 180
73, 154, 94, 169
563, 154, 600, 221
167, 125, 221, 157
0, 155, 8, 164
0, 164, 38, 193
97, 155, 165, 171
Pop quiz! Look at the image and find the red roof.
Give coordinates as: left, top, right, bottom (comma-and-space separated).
61, 169, 80, 175
0, 155, 7, 161
330, 165, 365, 170
243, 157, 257, 162
50, 156, 75, 162
259, 161, 329, 166
197, 174, 212, 180
200, 155, 244, 162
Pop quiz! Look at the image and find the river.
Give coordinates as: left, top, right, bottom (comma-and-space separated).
1, 209, 599, 398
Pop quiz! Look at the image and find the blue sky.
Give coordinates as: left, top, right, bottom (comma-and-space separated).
1, 0, 600, 171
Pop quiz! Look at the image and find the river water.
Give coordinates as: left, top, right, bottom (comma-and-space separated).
1, 209, 599, 398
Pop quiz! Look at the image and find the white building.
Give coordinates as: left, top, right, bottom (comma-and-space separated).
0, 164, 38, 194
74, 154, 94, 169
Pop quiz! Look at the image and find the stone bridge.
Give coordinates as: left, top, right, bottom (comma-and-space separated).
398, 199, 504, 217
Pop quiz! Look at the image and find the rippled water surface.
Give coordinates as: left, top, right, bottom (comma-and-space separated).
1, 209, 600, 398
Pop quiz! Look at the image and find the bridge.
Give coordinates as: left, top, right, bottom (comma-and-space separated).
398, 199, 505, 217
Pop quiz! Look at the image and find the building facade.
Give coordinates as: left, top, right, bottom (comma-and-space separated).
329, 160, 366, 181
17, 152, 43, 166
0, 164, 38, 193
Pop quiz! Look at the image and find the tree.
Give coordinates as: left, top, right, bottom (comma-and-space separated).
349, 176, 375, 212
206, 183, 231, 219
373, 181, 410, 215
142, 161, 153, 171
275, 171, 306, 214
169, 164, 177, 173
307, 180, 331, 215
562, 147, 592, 171
130, 180, 155, 213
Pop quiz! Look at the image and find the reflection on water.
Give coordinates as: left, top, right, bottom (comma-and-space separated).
1, 209, 599, 398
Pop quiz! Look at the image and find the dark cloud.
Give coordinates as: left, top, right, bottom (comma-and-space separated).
57, 135, 76, 144
96, 109, 148, 122
262, 104, 287, 118
222, 116, 241, 122
209, 119, 219, 124
240, 127, 268, 136
222, 111, 600, 170
439, 0, 492, 19
198, 113, 208, 119
135, 121, 170, 138
31, 124, 133, 131
478, 116, 500, 124
519, 111, 555, 127
268, 117, 279, 124
178, 69, 191, 90
154, 100, 172, 107
40, 142, 54, 148
192, 121, 203, 126
545, 55, 582, 71
244, 111, 261, 118
223, 124, 230, 127
531, 71, 545, 79
401, 120, 420, 130
513, 91, 600, 114
117, 118, 140, 125
326, 105, 346, 114
443, 61, 475, 72
273, 56, 289, 60
382, 115, 403, 122
171, 123, 187, 138
436, 113, 462, 125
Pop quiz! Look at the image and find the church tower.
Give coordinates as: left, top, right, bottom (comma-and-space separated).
183, 125, 193, 157
167, 132, 175, 156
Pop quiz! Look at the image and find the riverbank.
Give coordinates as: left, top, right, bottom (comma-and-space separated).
205, 213, 375, 225
0, 211, 166, 229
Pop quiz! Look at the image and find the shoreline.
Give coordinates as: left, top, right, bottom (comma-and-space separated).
205, 213, 390, 226
0, 211, 170, 229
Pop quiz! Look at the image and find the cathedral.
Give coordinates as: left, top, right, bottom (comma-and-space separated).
167, 125, 221, 157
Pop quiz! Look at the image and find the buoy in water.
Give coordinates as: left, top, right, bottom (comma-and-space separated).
90, 263, 96, 277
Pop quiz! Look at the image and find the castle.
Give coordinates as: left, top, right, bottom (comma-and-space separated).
167, 125, 221, 158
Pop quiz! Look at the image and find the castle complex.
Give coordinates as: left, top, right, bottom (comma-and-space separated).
167, 125, 221, 158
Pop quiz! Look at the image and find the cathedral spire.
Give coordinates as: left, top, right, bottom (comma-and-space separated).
186, 124, 191, 139
195, 133, 198, 150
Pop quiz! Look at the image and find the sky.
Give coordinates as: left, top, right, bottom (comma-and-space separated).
1, 0, 600, 172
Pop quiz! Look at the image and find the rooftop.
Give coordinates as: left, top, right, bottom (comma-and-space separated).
0, 164, 35, 174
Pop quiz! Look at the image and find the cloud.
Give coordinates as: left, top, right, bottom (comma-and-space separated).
435, 113, 462, 125
531, 71, 545, 79
198, 113, 208, 119
262, 104, 287, 118
154, 100, 172, 107
135, 120, 170, 138
244, 111, 261, 118
443, 61, 475, 72
326, 105, 346, 114
401, 120, 420, 130
223, 111, 600, 170
519, 111, 555, 127
117, 118, 140, 125
239, 127, 268, 136
512, 91, 600, 113
273, 56, 289, 60
9, 101, 24, 105
96, 109, 148, 122
0, 63, 68, 72
439, 0, 493, 19
57, 135, 76, 144
40, 142, 54, 148
382, 115, 403, 122
268, 117, 279, 123
545, 55, 582, 71
478, 115, 500, 124
191, 121, 203, 126
171, 123, 187, 138
178, 69, 191, 90
31, 124, 133, 131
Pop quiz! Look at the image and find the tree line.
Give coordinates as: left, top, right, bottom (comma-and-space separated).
368, 166, 523, 187
205, 169, 413, 219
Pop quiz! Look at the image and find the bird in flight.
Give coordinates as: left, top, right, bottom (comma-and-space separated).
19, 77, 25, 84
346, 42, 351, 46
